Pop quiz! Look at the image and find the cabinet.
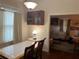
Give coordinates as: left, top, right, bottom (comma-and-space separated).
27, 10, 44, 25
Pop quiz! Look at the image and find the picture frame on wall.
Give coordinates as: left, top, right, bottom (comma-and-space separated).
27, 10, 44, 25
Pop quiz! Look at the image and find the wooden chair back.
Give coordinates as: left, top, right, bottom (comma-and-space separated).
36, 38, 46, 59
24, 42, 36, 59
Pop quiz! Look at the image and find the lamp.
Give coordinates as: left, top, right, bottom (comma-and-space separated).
32, 30, 37, 40
24, 1, 38, 9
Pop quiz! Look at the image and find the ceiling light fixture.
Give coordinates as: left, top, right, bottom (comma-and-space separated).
24, 1, 37, 9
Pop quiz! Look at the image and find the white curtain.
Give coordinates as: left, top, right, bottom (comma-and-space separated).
0, 10, 4, 43
13, 12, 22, 43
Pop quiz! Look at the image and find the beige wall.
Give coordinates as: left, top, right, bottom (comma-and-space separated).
69, 15, 79, 26
27, 0, 79, 52
1, 0, 79, 52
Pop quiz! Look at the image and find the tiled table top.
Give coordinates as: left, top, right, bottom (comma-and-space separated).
0, 41, 34, 59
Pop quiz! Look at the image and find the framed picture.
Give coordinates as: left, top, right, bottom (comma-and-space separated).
27, 10, 44, 25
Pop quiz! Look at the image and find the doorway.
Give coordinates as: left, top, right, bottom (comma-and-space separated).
49, 15, 74, 52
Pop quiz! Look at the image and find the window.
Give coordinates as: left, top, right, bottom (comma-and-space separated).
3, 11, 14, 42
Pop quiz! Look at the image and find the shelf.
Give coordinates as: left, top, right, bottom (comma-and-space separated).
70, 25, 79, 30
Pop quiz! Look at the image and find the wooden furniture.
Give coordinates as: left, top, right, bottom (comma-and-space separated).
72, 37, 79, 51
23, 42, 36, 59
0, 41, 35, 59
27, 10, 44, 25
34, 38, 46, 59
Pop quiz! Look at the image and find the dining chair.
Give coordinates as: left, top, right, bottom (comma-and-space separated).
34, 38, 46, 59
0, 55, 8, 59
23, 42, 36, 59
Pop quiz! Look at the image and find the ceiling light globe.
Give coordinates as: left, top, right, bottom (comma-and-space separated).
24, 2, 37, 9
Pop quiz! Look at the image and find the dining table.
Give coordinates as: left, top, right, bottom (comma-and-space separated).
0, 40, 35, 59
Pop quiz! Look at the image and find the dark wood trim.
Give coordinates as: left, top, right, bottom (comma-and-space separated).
0, 55, 8, 59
